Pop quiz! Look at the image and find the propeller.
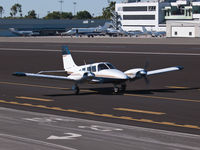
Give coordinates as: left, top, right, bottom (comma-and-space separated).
138, 61, 150, 85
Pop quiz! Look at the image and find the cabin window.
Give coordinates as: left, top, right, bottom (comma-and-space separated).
87, 67, 91, 72
82, 68, 86, 71
92, 66, 96, 72
98, 64, 109, 71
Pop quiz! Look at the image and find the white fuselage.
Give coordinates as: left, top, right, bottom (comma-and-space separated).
66, 62, 129, 84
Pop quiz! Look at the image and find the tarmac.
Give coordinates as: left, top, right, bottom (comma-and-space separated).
0, 37, 200, 149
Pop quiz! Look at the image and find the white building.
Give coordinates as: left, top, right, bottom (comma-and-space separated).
115, 0, 170, 31
164, 0, 200, 37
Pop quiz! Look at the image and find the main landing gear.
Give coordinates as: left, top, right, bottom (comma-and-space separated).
72, 84, 79, 95
113, 83, 126, 94
72, 83, 126, 95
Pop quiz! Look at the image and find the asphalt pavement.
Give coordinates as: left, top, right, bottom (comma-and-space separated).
0, 40, 200, 149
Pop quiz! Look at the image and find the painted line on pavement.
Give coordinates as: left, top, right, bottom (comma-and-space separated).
1, 48, 200, 56
166, 86, 190, 89
124, 94, 200, 103
16, 96, 53, 102
0, 81, 95, 93
114, 108, 166, 115
0, 81, 199, 103
0, 99, 200, 130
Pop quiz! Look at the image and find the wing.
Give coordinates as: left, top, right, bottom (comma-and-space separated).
13, 72, 74, 81
147, 66, 184, 76
125, 66, 183, 80
13, 71, 95, 83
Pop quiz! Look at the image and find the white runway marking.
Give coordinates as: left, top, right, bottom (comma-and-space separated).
0, 47, 200, 56
0, 133, 78, 150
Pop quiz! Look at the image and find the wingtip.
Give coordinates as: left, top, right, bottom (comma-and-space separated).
177, 66, 184, 70
13, 72, 26, 76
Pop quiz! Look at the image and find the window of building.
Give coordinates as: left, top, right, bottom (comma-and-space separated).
123, 15, 155, 20
123, 6, 147, 11
148, 6, 156, 11
117, 7, 123, 11
189, 32, 192, 36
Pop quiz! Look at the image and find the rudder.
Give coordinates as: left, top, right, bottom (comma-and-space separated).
62, 46, 77, 71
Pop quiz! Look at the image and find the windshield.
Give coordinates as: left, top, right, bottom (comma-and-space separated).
98, 64, 109, 71
106, 63, 116, 69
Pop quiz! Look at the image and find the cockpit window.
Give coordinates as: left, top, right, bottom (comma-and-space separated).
98, 64, 109, 71
106, 63, 116, 69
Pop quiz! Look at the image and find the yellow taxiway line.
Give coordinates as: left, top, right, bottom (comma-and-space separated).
124, 94, 200, 103
16, 96, 53, 102
114, 108, 166, 115
0, 81, 199, 103
166, 86, 190, 89
0, 99, 200, 130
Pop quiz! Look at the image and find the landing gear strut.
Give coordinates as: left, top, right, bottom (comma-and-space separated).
120, 83, 126, 92
114, 86, 120, 94
72, 84, 79, 95
113, 83, 127, 94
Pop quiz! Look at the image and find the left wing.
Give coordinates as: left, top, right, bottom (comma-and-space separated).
13, 72, 74, 81
13, 71, 95, 83
147, 66, 184, 76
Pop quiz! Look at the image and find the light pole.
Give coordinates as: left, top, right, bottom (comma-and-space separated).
73, 2, 77, 16
58, 0, 64, 14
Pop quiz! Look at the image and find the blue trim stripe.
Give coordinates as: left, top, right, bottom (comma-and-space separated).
62, 46, 70, 55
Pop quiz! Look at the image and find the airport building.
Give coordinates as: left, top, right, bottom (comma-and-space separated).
115, 0, 171, 31
0, 19, 108, 36
115, 0, 200, 37
164, 1, 200, 37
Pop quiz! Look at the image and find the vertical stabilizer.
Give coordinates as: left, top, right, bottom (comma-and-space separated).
62, 46, 77, 71
142, 26, 147, 33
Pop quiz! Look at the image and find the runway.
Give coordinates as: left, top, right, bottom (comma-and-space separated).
0, 41, 200, 149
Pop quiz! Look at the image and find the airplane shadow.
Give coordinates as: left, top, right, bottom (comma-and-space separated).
44, 87, 200, 97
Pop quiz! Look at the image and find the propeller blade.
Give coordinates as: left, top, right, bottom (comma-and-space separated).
144, 76, 149, 85
144, 61, 149, 70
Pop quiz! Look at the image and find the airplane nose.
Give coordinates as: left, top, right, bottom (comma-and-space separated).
112, 70, 128, 79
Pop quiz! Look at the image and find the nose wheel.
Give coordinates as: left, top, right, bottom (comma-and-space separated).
72, 84, 80, 95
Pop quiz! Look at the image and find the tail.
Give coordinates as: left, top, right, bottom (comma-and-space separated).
62, 46, 77, 71
142, 26, 147, 33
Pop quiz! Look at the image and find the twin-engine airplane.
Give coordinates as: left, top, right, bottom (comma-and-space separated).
13, 46, 183, 94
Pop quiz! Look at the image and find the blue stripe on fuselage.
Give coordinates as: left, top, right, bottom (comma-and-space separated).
91, 77, 127, 84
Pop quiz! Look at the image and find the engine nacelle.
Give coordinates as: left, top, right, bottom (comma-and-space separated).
124, 68, 144, 79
